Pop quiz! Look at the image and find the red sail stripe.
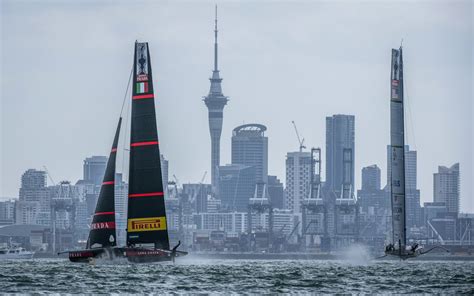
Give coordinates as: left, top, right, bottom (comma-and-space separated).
130, 141, 159, 147
132, 94, 154, 100
111, 148, 117, 152
102, 181, 115, 185
128, 192, 164, 198
95, 211, 115, 216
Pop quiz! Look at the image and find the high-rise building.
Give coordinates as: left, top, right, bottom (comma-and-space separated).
183, 183, 212, 213
285, 151, 312, 213
268, 175, 284, 209
386, 145, 421, 228
161, 154, 169, 192
203, 8, 228, 194
115, 173, 129, 245
19, 169, 47, 201
16, 169, 49, 225
83, 156, 108, 186
434, 163, 460, 215
357, 165, 389, 241
231, 124, 268, 183
218, 164, 256, 212
0, 199, 16, 225
361, 165, 381, 191
325, 115, 355, 194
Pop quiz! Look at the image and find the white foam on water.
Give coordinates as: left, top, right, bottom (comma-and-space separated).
340, 244, 372, 265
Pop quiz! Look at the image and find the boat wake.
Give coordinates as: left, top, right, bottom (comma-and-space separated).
340, 244, 372, 265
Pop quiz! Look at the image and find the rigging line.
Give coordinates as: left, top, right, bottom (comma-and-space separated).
403, 56, 417, 151
120, 66, 133, 117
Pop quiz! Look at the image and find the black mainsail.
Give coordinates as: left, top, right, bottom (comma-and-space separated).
87, 118, 122, 249
126, 42, 170, 250
66, 41, 186, 263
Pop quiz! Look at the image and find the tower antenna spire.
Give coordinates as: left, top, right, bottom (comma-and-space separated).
214, 4, 218, 71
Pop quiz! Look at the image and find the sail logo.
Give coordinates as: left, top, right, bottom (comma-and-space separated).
137, 74, 148, 82
391, 80, 399, 100
91, 221, 116, 230
128, 217, 166, 232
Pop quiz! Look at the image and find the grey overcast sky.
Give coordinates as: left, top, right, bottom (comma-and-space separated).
1, 0, 473, 212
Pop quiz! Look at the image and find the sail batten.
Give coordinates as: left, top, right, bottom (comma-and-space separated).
390, 47, 406, 251
126, 42, 170, 250
86, 117, 122, 249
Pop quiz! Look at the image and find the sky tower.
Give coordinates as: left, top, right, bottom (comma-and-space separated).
204, 6, 228, 195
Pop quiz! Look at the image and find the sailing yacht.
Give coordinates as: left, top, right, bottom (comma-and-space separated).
65, 42, 187, 263
384, 46, 417, 259
384, 46, 446, 259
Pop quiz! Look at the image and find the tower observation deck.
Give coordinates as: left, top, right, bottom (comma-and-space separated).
203, 6, 228, 195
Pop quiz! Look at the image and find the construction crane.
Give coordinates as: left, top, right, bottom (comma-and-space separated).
43, 165, 56, 186
200, 171, 207, 184
291, 121, 306, 152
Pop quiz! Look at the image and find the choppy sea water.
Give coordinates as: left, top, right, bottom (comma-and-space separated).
0, 257, 473, 294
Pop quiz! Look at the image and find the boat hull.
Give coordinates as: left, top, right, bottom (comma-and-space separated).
0, 252, 35, 260
67, 247, 187, 263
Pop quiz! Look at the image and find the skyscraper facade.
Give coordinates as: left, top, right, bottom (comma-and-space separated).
83, 156, 108, 186
16, 169, 49, 225
434, 163, 460, 215
231, 124, 268, 183
361, 165, 381, 191
218, 164, 256, 212
204, 8, 228, 194
357, 165, 389, 240
19, 169, 47, 201
325, 115, 355, 194
285, 151, 311, 213
386, 145, 421, 228
268, 175, 284, 209
0, 200, 16, 225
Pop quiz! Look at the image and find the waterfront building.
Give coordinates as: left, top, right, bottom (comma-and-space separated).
83, 156, 107, 186
218, 164, 256, 211
194, 212, 247, 235
268, 175, 284, 209
285, 151, 311, 213
16, 169, 49, 225
231, 124, 268, 183
0, 199, 16, 225
361, 165, 381, 191
357, 165, 389, 244
325, 114, 355, 195
434, 163, 460, 215
183, 183, 213, 213
115, 173, 128, 245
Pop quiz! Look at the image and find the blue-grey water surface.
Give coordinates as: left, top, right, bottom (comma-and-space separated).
0, 258, 473, 294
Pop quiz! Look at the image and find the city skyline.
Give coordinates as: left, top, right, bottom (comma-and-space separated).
1, 1, 472, 212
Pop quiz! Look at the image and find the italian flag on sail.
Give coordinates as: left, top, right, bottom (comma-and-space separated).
136, 82, 149, 94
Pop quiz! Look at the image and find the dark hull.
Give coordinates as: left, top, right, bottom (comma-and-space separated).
67, 247, 187, 263
384, 249, 419, 260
